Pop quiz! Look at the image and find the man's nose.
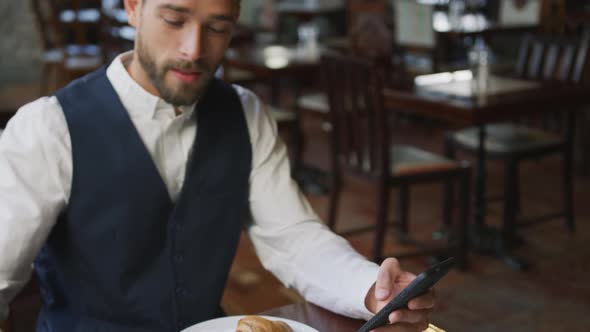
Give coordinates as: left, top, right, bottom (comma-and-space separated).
179, 26, 203, 61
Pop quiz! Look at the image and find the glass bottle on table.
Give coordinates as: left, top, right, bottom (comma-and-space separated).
297, 22, 319, 58
469, 37, 490, 98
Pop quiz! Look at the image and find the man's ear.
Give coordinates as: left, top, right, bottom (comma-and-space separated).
124, 0, 141, 28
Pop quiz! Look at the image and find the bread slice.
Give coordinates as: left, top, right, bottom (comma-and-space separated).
236, 316, 294, 332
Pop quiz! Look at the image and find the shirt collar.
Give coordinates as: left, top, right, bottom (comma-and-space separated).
106, 52, 197, 120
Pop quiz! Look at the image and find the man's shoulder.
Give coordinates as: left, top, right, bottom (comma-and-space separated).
229, 84, 280, 149
9, 96, 68, 138
55, 67, 108, 100
231, 84, 265, 118
15, 96, 64, 121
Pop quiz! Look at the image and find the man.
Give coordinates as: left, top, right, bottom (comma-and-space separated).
0, 0, 435, 331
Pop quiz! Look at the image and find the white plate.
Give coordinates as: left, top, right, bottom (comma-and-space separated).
181, 315, 319, 332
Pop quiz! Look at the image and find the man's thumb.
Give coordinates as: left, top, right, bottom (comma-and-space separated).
375, 258, 399, 300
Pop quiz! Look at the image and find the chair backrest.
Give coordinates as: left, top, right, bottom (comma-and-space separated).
64, 0, 102, 45
31, 0, 64, 50
348, 13, 393, 59
515, 33, 590, 84
3, 277, 41, 332
321, 53, 390, 179
347, 0, 388, 33
99, 4, 134, 63
514, 32, 590, 132
32, 0, 104, 59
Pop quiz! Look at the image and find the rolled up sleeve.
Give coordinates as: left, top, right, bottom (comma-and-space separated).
236, 86, 379, 320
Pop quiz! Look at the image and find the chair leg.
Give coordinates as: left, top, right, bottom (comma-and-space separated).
291, 113, 305, 177
514, 165, 521, 216
442, 181, 454, 231
456, 168, 471, 270
563, 148, 575, 233
499, 159, 530, 271
373, 183, 390, 263
502, 159, 519, 248
291, 85, 306, 178
442, 133, 456, 232
398, 184, 410, 241
327, 172, 342, 231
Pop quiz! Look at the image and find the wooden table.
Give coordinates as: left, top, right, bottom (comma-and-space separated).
433, 23, 536, 70
224, 44, 324, 105
383, 74, 590, 268
401, 11, 537, 71
262, 302, 364, 332
225, 45, 322, 76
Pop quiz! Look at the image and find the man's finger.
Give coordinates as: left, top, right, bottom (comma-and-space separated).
408, 289, 436, 310
375, 258, 400, 300
388, 308, 431, 324
371, 321, 429, 332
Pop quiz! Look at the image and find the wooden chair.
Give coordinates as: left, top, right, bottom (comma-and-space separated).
447, 33, 590, 251
294, 2, 403, 184
346, 0, 389, 34
31, 0, 103, 94
2, 278, 41, 332
0, 317, 10, 332
323, 0, 391, 55
322, 53, 471, 266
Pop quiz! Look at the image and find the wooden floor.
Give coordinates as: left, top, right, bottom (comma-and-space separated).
222, 112, 590, 331
3, 83, 590, 331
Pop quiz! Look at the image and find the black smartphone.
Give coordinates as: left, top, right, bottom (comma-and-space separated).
357, 257, 455, 332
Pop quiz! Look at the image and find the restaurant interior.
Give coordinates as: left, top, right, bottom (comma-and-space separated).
1, 0, 590, 331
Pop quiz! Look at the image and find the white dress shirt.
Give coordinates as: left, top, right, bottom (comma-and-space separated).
0, 52, 379, 325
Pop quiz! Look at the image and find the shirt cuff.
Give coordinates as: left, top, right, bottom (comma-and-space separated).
349, 261, 380, 321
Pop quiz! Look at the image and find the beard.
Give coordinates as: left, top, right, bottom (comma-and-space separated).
136, 33, 217, 106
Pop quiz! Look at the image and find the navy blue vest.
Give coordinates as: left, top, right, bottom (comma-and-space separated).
34, 68, 251, 331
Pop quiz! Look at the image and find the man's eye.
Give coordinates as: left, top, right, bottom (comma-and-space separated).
207, 25, 229, 34
164, 18, 184, 27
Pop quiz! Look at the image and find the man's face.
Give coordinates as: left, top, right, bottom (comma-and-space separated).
127, 0, 239, 106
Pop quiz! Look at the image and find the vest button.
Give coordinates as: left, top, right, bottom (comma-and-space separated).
174, 254, 184, 262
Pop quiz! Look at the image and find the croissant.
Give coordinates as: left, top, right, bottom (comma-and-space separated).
236, 315, 294, 332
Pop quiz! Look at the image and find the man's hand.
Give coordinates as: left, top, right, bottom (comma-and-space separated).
364, 258, 436, 332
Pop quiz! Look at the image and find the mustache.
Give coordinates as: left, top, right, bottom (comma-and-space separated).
164, 59, 210, 72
